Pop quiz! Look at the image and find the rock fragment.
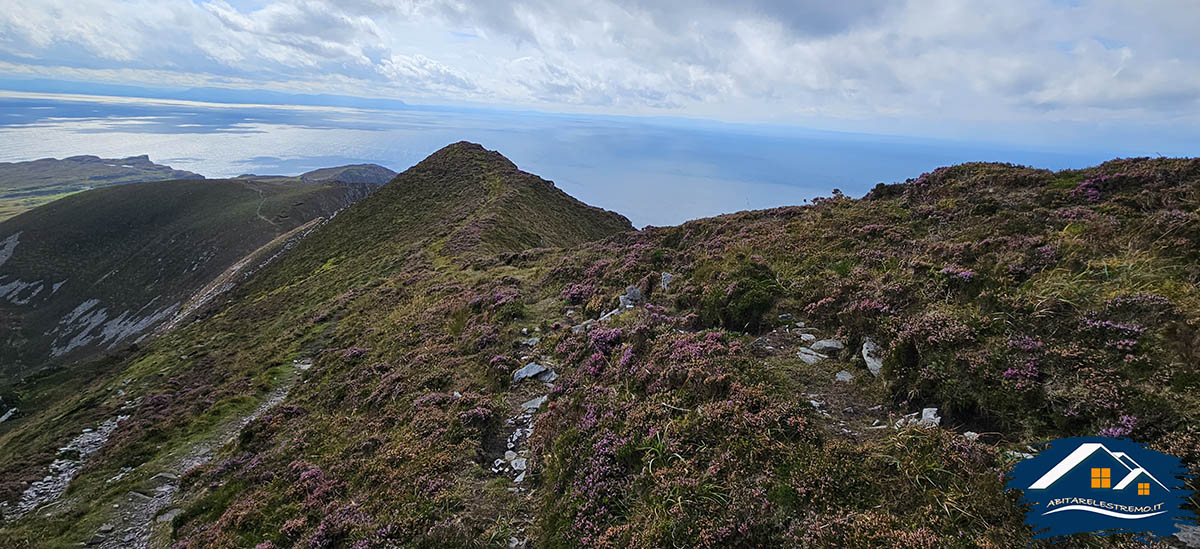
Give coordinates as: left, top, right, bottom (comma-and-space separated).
862, 338, 884, 376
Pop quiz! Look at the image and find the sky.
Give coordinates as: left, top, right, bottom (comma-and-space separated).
1, 1, 1199, 154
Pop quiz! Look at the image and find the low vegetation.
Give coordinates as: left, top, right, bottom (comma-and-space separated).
0, 144, 1196, 547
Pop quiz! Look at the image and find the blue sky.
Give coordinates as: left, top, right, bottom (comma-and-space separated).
1, 1, 1199, 155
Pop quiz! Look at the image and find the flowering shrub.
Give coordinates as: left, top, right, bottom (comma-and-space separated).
70, 156, 1198, 549
559, 282, 596, 304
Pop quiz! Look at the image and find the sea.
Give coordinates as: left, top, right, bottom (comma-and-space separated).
0, 91, 1120, 227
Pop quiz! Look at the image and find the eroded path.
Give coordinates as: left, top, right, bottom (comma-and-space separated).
90, 360, 306, 549
488, 352, 558, 549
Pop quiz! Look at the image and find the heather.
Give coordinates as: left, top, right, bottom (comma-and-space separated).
0, 147, 1196, 547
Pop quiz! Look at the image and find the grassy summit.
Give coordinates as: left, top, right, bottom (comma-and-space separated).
0, 145, 1196, 548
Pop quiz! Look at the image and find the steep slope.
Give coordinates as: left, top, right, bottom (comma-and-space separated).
0, 155, 202, 221
0, 151, 1196, 548
0, 177, 376, 377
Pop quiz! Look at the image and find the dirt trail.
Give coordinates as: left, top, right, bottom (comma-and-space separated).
753, 320, 897, 441
486, 352, 558, 549
91, 362, 305, 549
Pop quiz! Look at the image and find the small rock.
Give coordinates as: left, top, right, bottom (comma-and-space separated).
799, 333, 816, 342
512, 363, 548, 383
809, 400, 822, 409
1004, 450, 1035, 460
843, 407, 854, 414
618, 285, 643, 309
896, 408, 942, 429
794, 321, 805, 328
99, 524, 114, 534
810, 339, 844, 353
504, 451, 518, 461
122, 534, 136, 544
921, 407, 941, 426
571, 320, 593, 333
511, 458, 527, 471
519, 337, 541, 346
514, 471, 526, 483
535, 369, 558, 383
835, 370, 853, 383
778, 313, 793, 321
796, 348, 826, 364
521, 395, 548, 410
452, 391, 462, 398
964, 431, 980, 442
862, 338, 884, 377
661, 272, 674, 291
86, 535, 105, 546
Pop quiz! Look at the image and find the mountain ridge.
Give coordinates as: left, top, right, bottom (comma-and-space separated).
0, 148, 1195, 548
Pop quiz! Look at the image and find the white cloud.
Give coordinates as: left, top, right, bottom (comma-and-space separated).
1, 0, 1198, 136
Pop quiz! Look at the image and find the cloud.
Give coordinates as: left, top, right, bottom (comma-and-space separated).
1, 0, 1199, 137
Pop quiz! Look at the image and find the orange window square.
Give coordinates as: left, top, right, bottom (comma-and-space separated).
1091, 468, 1111, 488
1138, 483, 1149, 495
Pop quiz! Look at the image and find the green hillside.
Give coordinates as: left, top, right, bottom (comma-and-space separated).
0, 177, 377, 378
0, 155, 203, 221
0, 145, 1196, 547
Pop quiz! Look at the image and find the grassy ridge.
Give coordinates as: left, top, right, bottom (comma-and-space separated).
0, 147, 1196, 547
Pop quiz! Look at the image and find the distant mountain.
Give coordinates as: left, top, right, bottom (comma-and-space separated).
0, 155, 202, 221
0, 176, 378, 378
234, 164, 398, 186
298, 164, 398, 185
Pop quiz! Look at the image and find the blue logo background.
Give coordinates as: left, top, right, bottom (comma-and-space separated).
1007, 436, 1195, 541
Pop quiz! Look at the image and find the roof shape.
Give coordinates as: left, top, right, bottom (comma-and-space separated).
1028, 443, 1167, 491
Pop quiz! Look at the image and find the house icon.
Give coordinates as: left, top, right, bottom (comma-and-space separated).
1028, 442, 1169, 496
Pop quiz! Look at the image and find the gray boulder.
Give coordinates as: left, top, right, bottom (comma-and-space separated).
810, 339, 844, 353
521, 395, 548, 410
512, 363, 548, 383
661, 272, 674, 291
619, 285, 643, 309
796, 348, 826, 365
862, 338, 884, 377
